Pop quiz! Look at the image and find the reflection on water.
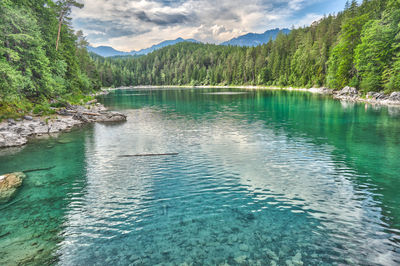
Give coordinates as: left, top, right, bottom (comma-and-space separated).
1, 88, 400, 265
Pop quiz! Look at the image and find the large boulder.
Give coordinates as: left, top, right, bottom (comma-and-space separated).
338, 86, 359, 96
366, 91, 386, 100
95, 112, 127, 122
366, 92, 387, 100
0, 172, 26, 203
59, 103, 126, 123
72, 111, 127, 123
389, 92, 400, 102
0, 132, 28, 148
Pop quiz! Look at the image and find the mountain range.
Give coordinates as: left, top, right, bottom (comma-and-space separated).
220, 28, 290, 46
88, 28, 291, 57
88, 38, 199, 57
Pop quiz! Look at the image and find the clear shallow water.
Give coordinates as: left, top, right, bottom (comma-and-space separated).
1, 88, 400, 265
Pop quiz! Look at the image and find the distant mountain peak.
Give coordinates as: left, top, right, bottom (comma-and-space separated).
88, 38, 200, 57
221, 28, 291, 47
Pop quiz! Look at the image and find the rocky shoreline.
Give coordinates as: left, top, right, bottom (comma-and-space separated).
0, 101, 126, 148
332, 86, 400, 106
131, 85, 400, 106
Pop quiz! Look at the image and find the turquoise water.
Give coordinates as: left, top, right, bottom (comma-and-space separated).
1, 88, 400, 265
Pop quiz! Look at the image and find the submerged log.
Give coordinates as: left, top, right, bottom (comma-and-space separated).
0, 232, 10, 239
119, 153, 179, 157
22, 166, 55, 173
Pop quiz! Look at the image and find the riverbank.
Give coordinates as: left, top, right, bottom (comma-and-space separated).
130, 85, 333, 93
0, 101, 126, 148
130, 85, 400, 106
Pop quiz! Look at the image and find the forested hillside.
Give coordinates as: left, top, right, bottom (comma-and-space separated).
0, 0, 100, 119
94, 0, 400, 93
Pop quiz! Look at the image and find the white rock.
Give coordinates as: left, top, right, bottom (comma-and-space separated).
234, 255, 247, 264
0, 131, 28, 148
239, 244, 249, 252
264, 249, 279, 261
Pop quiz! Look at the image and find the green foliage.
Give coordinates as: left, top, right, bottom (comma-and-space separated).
327, 13, 370, 88
0, 98, 33, 120
355, 20, 389, 91
0, 3, 55, 99
353, 0, 400, 92
32, 100, 55, 116
58, 93, 94, 106
0, 0, 100, 119
382, 0, 400, 92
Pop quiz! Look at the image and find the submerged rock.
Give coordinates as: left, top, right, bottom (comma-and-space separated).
264, 249, 279, 261
285, 259, 294, 266
239, 244, 249, 252
292, 252, 303, 266
0, 172, 26, 203
234, 255, 247, 264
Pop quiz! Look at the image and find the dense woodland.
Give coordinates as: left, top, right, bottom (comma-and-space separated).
1, 0, 400, 119
0, 0, 99, 118
94, 0, 400, 93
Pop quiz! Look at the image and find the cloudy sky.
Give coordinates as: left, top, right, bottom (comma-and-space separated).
72, 0, 348, 51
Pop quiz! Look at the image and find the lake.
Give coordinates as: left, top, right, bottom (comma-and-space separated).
0, 87, 399, 265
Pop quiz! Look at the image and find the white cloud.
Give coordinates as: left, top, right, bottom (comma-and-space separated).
71, 0, 329, 51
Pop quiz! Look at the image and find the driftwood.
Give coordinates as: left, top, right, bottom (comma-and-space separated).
82, 112, 101, 116
22, 166, 55, 173
119, 153, 179, 157
86, 99, 97, 105
0, 232, 10, 239
63, 110, 100, 116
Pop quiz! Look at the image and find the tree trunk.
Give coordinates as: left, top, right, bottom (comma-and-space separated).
56, 14, 63, 51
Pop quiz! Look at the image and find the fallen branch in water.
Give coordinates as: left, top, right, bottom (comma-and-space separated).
22, 166, 55, 173
119, 153, 179, 157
